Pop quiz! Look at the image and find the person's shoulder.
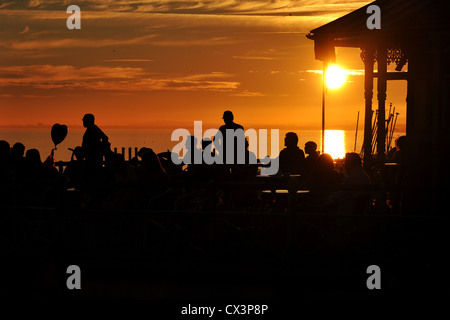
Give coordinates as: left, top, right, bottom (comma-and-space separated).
295, 147, 305, 157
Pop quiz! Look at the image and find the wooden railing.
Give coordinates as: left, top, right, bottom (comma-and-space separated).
55, 146, 139, 173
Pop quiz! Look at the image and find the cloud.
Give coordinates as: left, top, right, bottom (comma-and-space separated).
19, 26, 30, 34
233, 56, 280, 60
0, 65, 240, 92
2, 1, 371, 16
305, 69, 364, 75
232, 90, 265, 97
103, 59, 154, 62
6, 34, 158, 50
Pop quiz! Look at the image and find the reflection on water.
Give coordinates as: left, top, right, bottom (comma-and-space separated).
322, 130, 346, 159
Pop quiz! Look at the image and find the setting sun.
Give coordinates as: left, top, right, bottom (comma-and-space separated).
325, 64, 347, 89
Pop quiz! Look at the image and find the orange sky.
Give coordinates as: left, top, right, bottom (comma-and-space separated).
0, 0, 407, 131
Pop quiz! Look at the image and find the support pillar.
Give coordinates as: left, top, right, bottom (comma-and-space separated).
362, 48, 375, 169
377, 48, 387, 162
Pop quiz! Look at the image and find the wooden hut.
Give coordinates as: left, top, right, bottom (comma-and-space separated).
307, 0, 450, 187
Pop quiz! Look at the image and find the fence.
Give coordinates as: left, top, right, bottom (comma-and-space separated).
55, 146, 139, 173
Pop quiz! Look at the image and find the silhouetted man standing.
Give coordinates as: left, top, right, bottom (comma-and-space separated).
216, 110, 244, 165
82, 113, 109, 165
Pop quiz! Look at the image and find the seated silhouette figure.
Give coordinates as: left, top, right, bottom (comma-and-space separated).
278, 132, 305, 175
332, 152, 372, 214
393, 135, 407, 164
303, 141, 319, 180
81, 113, 109, 165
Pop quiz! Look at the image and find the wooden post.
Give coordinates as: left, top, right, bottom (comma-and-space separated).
322, 60, 328, 154
377, 48, 387, 162
363, 48, 375, 169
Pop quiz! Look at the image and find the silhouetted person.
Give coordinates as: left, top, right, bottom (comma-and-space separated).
81, 113, 109, 165
303, 141, 318, 179
9, 142, 26, 182
308, 153, 343, 212
278, 132, 305, 175
22, 149, 58, 204
0, 140, 13, 184
183, 136, 202, 167
393, 135, 406, 163
231, 138, 258, 180
216, 110, 244, 165
64, 146, 86, 188
0, 140, 11, 166
327, 152, 372, 214
311, 153, 342, 185
11, 142, 25, 161
138, 149, 169, 185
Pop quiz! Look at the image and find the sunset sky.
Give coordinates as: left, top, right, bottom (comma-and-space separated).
0, 0, 407, 131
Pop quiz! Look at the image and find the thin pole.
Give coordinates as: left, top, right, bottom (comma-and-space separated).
322, 60, 327, 154
388, 112, 399, 150
354, 111, 360, 152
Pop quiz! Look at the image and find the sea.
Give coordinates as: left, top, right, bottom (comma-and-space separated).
0, 127, 405, 162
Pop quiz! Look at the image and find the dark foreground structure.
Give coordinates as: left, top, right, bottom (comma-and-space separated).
0, 0, 449, 306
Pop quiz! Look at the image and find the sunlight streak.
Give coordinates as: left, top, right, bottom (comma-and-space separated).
323, 130, 346, 159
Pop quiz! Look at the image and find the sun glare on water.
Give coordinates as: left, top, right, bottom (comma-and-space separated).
323, 130, 346, 159
325, 64, 347, 89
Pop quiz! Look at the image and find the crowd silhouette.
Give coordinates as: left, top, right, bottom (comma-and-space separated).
0, 111, 411, 214
2, 112, 442, 301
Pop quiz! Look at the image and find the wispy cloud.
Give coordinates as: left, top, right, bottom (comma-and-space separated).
0, 65, 240, 92
2, 1, 372, 16
19, 26, 30, 34
306, 69, 364, 75
5, 34, 158, 50
232, 90, 265, 97
103, 59, 154, 62
233, 56, 280, 60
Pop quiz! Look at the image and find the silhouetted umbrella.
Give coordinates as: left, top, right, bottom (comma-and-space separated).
51, 124, 68, 149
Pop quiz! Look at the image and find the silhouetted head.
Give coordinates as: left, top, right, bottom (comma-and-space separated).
396, 135, 406, 150
0, 140, 11, 163
305, 141, 317, 155
317, 153, 334, 171
73, 146, 84, 161
344, 152, 362, 171
82, 113, 95, 128
25, 149, 42, 167
11, 142, 25, 158
222, 110, 234, 125
284, 132, 298, 148
141, 150, 166, 174
138, 147, 153, 159
0, 140, 10, 154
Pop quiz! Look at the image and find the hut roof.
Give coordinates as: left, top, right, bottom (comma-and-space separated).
307, 0, 450, 51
